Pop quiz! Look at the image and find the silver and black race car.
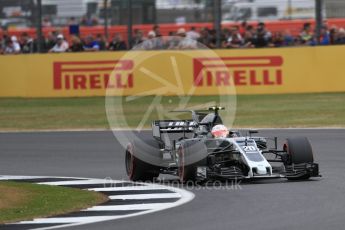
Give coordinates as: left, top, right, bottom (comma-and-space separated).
125, 107, 320, 182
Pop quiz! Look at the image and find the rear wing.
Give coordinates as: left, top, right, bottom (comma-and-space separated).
152, 120, 196, 139
152, 107, 225, 140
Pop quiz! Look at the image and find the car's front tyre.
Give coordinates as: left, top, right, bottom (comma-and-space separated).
283, 137, 316, 180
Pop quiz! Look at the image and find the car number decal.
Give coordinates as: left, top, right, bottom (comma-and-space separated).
242, 146, 256, 152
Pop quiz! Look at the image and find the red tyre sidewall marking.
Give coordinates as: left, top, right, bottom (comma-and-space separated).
283, 142, 292, 164
283, 143, 289, 154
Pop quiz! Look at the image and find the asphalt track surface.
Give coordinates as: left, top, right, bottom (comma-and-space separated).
0, 129, 344, 230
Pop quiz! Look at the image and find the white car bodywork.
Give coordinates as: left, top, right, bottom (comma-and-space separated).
196, 136, 277, 179
229, 137, 273, 178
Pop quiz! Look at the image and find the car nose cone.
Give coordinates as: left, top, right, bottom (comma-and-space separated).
257, 165, 267, 175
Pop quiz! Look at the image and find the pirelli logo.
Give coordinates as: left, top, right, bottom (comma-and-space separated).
193, 56, 283, 87
53, 60, 134, 90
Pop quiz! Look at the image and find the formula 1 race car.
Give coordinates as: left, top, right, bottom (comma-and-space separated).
125, 107, 320, 182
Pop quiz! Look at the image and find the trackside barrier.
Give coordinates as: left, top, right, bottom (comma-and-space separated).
0, 46, 345, 97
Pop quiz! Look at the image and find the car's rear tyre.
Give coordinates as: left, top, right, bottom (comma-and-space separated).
178, 140, 207, 183
125, 138, 161, 182
284, 137, 314, 180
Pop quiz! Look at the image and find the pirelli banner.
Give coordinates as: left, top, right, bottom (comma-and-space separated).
0, 46, 345, 97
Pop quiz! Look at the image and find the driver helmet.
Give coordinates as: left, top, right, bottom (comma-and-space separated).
211, 124, 229, 138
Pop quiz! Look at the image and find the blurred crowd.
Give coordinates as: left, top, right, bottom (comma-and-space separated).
1, 22, 345, 55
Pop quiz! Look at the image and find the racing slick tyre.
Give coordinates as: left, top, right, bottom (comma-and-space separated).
126, 137, 161, 182
178, 140, 208, 183
284, 137, 314, 180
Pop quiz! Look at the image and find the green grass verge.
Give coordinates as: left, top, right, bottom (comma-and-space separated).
0, 181, 108, 224
0, 93, 344, 130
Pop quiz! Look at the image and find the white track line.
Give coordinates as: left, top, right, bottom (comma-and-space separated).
85, 203, 180, 211
88, 186, 168, 192
18, 216, 115, 224
108, 193, 182, 200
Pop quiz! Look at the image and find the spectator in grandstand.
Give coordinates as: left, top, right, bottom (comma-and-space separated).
147, 30, 156, 39
186, 26, 200, 40
12, 36, 21, 53
245, 25, 255, 35
222, 28, 231, 42
152, 33, 165, 50
0, 40, 3, 54
3, 36, 21, 54
257, 22, 272, 41
108, 33, 127, 51
131, 29, 144, 47
300, 23, 313, 43
153, 25, 161, 37
197, 28, 211, 47
239, 21, 247, 37
167, 31, 180, 49
1, 30, 9, 48
329, 26, 338, 44
68, 35, 84, 52
335, 28, 345, 45
176, 28, 197, 50
242, 30, 255, 48
20, 32, 35, 54
49, 34, 69, 53
226, 33, 243, 48
168, 29, 181, 49
232, 25, 241, 33
2, 39, 14, 54
96, 34, 107, 50
293, 35, 305, 46
0, 34, 4, 53
207, 29, 217, 48
319, 26, 330, 45
45, 32, 57, 51
83, 35, 100, 51
225, 26, 243, 48
140, 31, 156, 50
253, 30, 270, 48
68, 17, 80, 36
283, 30, 294, 46
271, 32, 284, 47
249, 23, 272, 48
198, 28, 216, 48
